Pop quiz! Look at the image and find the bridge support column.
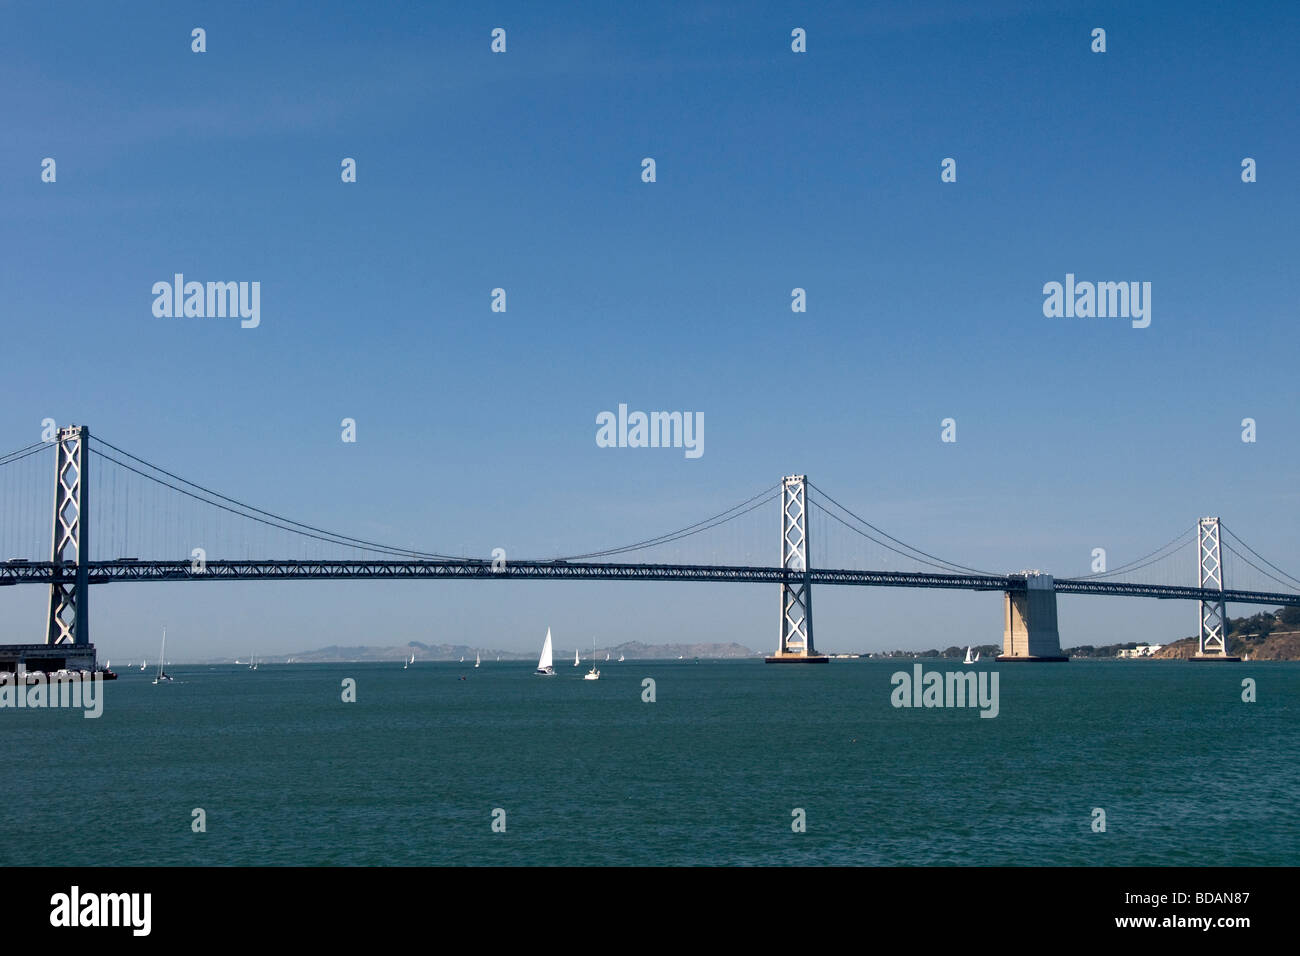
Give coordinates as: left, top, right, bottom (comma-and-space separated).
766, 475, 827, 663
45, 425, 90, 647
1192, 516, 1239, 661
997, 573, 1066, 661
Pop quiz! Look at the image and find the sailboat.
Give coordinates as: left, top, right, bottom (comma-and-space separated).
963, 646, 975, 665
618, 654, 624, 662
605, 652, 610, 662
973, 650, 980, 662
573, 648, 580, 667
459, 656, 464, 663
474, 652, 480, 668
404, 651, 414, 669
153, 628, 173, 684
584, 638, 601, 680
140, 659, 146, 671
535, 628, 556, 676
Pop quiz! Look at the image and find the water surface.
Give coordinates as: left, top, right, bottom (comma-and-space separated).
3, 659, 1295, 865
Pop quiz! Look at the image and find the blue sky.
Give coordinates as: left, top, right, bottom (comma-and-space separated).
2, 0, 1297, 659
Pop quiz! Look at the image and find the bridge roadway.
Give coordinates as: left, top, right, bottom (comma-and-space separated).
2, 559, 1298, 607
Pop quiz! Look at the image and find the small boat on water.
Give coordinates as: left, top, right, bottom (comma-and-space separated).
404, 652, 415, 669
475, 652, 480, 668
618, 654, 624, 662
584, 638, 600, 681
573, 648, 580, 667
963, 646, 975, 665
153, 628, 174, 684
535, 629, 556, 676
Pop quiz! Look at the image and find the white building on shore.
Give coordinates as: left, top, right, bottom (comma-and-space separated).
1117, 644, 1164, 658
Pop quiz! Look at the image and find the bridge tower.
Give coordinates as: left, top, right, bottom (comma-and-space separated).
1193, 517, 1236, 660
46, 425, 90, 646
997, 572, 1067, 661
766, 475, 827, 663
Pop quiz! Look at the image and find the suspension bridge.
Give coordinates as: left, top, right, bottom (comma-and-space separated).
2, 426, 1299, 671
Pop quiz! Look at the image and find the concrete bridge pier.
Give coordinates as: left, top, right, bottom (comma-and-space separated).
997, 572, 1068, 661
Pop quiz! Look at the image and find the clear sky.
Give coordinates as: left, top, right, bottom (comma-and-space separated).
2, 0, 1297, 660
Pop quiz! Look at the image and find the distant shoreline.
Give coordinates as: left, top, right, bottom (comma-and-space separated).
159, 614, 1300, 665
187, 640, 760, 665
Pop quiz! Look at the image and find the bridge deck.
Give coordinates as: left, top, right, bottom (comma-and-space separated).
1, 560, 1297, 606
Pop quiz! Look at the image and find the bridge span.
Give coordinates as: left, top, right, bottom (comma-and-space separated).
3, 426, 1297, 669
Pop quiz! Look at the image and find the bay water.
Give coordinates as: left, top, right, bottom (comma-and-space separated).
3, 659, 1296, 866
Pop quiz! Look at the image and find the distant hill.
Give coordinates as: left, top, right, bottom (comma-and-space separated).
1153, 630, 1300, 660
289, 643, 483, 663
282, 640, 757, 663
601, 641, 756, 660
1066, 607, 1300, 660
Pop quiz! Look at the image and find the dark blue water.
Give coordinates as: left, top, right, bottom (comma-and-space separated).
3, 659, 1296, 865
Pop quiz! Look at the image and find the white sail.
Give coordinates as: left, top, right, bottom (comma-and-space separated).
153, 628, 173, 683
963, 646, 974, 665
618, 654, 624, 662
538, 629, 554, 670
574, 649, 580, 666
605, 652, 609, 661
475, 652, 480, 667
